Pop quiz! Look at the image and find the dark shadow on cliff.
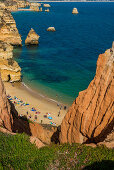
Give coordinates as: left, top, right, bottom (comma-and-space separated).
9, 100, 32, 136
85, 118, 114, 144
83, 160, 114, 170
51, 125, 61, 144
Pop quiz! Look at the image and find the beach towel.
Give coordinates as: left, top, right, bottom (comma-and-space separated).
48, 116, 52, 120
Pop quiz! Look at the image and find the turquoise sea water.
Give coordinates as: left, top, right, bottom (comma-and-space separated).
12, 2, 114, 105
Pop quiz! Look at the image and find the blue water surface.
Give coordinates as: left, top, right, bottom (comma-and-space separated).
12, 2, 114, 105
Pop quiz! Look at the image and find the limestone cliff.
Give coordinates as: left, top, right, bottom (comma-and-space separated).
25, 28, 40, 45
0, 8, 22, 46
0, 73, 13, 131
0, 41, 21, 82
60, 43, 114, 144
3, 0, 30, 11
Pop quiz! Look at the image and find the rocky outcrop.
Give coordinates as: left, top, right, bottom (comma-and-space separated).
25, 28, 40, 45
30, 3, 41, 11
72, 8, 78, 14
3, 0, 30, 11
0, 41, 21, 82
45, 9, 49, 12
0, 73, 13, 131
0, 8, 22, 46
30, 136, 45, 148
39, 7, 42, 12
60, 43, 114, 145
0, 41, 13, 59
47, 27, 56, 32
43, 4, 51, 8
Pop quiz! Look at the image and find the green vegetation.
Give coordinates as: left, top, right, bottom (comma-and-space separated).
0, 132, 114, 169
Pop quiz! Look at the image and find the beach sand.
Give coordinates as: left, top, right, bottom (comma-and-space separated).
4, 82, 68, 126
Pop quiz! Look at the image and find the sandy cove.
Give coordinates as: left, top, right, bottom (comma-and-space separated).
4, 82, 68, 126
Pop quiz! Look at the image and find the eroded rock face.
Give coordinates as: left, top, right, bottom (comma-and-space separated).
0, 41, 13, 59
60, 43, 114, 144
25, 28, 40, 45
0, 74, 13, 131
0, 8, 22, 46
0, 41, 21, 82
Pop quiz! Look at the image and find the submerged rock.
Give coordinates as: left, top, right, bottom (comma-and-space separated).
72, 8, 78, 14
47, 27, 56, 32
25, 28, 40, 45
59, 43, 114, 147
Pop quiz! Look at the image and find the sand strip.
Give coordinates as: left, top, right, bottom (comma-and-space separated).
4, 82, 68, 126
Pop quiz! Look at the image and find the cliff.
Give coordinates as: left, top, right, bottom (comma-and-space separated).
0, 73, 13, 131
60, 43, 114, 145
0, 8, 22, 46
3, 0, 30, 11
0, 41, 21, 82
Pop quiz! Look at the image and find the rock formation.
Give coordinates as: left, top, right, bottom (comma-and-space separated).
30, 3, 41, 12
0, 41, 13, 59
45, 9, 49, 12
39, 7, 42, 12
3, 0, 30, 11
60, 43, 114, 145
0, 73, 13, 131
25, 28, 40, 45
0, 8, 22, 46
72, 8, 78, 14
0, 41, 21, 82
47, 27, 56, 32
43, 4, 51, 8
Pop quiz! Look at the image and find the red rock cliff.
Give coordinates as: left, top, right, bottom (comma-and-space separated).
59, 43, 114, 144
0, 74, 13, 131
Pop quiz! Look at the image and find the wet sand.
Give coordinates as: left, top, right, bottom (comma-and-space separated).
4, 82, 68, 126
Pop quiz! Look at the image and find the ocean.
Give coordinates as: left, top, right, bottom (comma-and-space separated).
12, 2, 114, 105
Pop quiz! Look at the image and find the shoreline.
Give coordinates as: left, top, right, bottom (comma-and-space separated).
4, 81, 68, 126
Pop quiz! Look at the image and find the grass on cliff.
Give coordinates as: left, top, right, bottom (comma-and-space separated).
0, 132, 114, 170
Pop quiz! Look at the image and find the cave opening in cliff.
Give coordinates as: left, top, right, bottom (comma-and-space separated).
8, 74, 11, 81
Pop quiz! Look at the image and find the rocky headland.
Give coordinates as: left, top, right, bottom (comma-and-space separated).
25, 28, 40, 45
59, 43, 114, 148
1, 0, 30, 12
0, 41, 21, 82
0, 8, 22, 46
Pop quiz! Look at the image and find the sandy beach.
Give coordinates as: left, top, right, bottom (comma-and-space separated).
4, 82, 68, 126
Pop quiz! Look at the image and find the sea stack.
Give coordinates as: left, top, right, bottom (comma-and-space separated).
45, 9, 50, 12
43, 4, 51, 8
47, 27, 56, 32
25, 28, 40, 45
59, 43, 114, 146
72, 8, 78, 14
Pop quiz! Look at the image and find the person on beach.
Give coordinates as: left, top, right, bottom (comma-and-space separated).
58, 111, 60, 117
